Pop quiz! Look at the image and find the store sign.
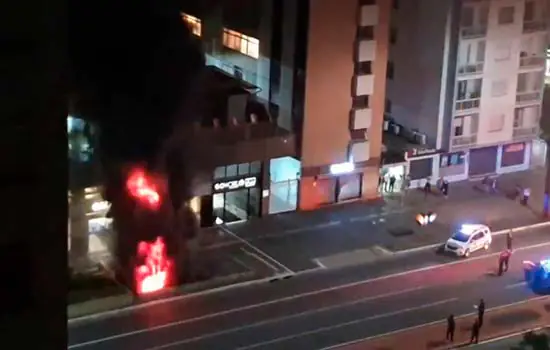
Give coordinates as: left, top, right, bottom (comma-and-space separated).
329, 162, 355, 175
213, 176, 258, 192
504, 143, 524, 153
405, 148, 442, 160
501, 142, 526, 168
91, 200, 110, 212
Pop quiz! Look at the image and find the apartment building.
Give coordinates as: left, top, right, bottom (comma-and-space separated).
180, 0, 390, 222
387, 0, 548, 185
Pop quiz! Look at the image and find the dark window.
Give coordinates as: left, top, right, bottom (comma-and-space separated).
352, 95, 370, 109
390, 27, 398, 44
355, 61, 372, 75
226, 164, 238, 177
393, 0, 399, 9
238, 163, 250, 175
385, 99, 392, 114
387, 61, 394, 79
409, 158, 433, 180
360, 0, 376, 4
250, 161, 261, 174
357, 26, 374, 40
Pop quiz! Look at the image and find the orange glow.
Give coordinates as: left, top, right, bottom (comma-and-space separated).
126, 168, 161, 209
134, 237, 173, 295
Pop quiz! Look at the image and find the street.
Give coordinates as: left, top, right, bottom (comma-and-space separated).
466, 327, 550, 349
68, 226, 550, 350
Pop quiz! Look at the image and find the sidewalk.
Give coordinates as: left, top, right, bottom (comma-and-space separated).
335, 297, 550, 350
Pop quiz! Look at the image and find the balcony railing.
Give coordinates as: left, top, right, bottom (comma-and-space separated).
519, 56, 546, 68
460, 26, 487, 39
523, 21, 547, 33
452, 134, 477, 147
512, 126, 539, 139
457, 63, 484, 76
516, 91, 542, 104
455, 97, 481, 111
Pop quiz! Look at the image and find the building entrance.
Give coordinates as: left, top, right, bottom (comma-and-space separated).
213, 187, 261, 224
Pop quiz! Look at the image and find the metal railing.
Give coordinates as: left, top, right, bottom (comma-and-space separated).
523, 21, 547, 33
457, 62, 484, 76
451, 134, 477, 147
460, 26, 487, 38
455, 98, 481, 111
516, 91, 542, 104
512, 126, 539, 139
519, 56, 546, 68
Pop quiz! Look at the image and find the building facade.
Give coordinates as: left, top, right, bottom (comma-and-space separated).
180, 0, 390, 224
386, 0, 548, 186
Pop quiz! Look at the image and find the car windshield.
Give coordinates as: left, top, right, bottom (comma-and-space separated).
451, 232, 470, 242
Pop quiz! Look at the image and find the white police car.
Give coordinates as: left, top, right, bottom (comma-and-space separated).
444, 224, 492, 257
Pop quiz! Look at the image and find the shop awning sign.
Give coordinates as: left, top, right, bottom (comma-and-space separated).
213, 176, 258, 192
405, 148, 442, 160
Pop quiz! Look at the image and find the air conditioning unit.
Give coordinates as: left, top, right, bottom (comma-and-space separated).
392, 124, 400, 135
415, 133, 427, 145
383, 120, 390, 131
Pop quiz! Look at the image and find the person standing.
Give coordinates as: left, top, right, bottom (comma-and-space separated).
475, 299, 485, 327
522, 187, 531, 205
506, 232, 513, 251
446, 314, 455, 342
389, 175, 396, 192
378, 175, 385, 193
424, 178, 431, 199
470, 319, 480, 344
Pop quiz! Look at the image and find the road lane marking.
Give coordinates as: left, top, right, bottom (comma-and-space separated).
68, 286, 429, 349
241, 248, 280, 273
314, 259, 327, 269
234, 298, 459, 350
68, 241, 550, 329
505, 281, 527, 289
219, 225, 295, 275
318, 295, 550, 350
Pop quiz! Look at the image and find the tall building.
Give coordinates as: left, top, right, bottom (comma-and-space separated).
179, 0, 391, 225
387, 0, 548, 186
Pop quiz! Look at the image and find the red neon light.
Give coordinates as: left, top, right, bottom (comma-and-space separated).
126, 168, 161, 209
134, 237, 174, 295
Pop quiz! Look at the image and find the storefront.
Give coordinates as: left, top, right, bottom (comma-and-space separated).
405, 148, 442, 188
315, 162, 363, 205
380, 163, 407, 192
439, 151, 467, 182
468, 146, 498, 177
497, 142, 530, 174
211, 162, 263, 224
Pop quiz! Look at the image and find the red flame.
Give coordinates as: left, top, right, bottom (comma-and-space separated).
126, 168, 161, 209
134, 237, 173, 295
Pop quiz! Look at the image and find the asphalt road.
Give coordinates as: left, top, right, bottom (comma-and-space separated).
68, 229, 550, 350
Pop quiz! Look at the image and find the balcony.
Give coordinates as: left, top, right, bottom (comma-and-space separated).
523, 21, 547, 33
457, 62, 484, 76
455, 96, 481, 112
519, 56, 546, 69
512, 126, 539, 140
460, 26, 487, 39
516, 91, 542, 105
451, 134, 477, 148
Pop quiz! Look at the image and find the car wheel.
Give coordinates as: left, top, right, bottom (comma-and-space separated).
484, 242, 489, 250
464, 249, 470, 258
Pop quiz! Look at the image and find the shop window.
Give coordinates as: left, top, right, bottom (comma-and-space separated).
181, 13, 202, 36
337, 174, 362, 201
250, 161, 261, 174
214, 166, 226, 179
222, 28, 260, 59
238, 163, 250, 175
226, 164, 238, 177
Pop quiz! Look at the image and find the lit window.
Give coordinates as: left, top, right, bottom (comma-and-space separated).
222, 28, 260, 59
181, 13, 201, 37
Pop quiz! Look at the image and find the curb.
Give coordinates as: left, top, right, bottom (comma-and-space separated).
460, 326, 546, 348
393, 221, 550, 255
68, 293, 133, 319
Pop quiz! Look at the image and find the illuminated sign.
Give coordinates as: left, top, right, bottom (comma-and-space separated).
406, 148, 442, 160
504, 143, 524, 153
213, 176, 258, 192
91, 200, 110, 212
330, 162, 355, 175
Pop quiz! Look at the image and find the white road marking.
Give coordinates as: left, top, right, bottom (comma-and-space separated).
219, 225, 295, 275
505, 281, 527, 289
314, 259, 327, 269
234, 298, 458, 350
69, 286, 429, 349
231, 255, 254, 272
241, 248, 279, 272
68, 241, 550, 329
318, 296, 550, 350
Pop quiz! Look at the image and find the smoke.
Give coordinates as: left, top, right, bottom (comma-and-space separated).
69, 0, 207, 289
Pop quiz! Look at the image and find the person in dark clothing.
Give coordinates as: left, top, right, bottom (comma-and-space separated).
424, 178, 431, 198
470, 319, 480, 344
476, 299, 485, 327
389, 175, 396, 192
441, 181, 449, 198
446, 314, 455, 342
506, 232, 513, 250
498, 249, 512, 275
